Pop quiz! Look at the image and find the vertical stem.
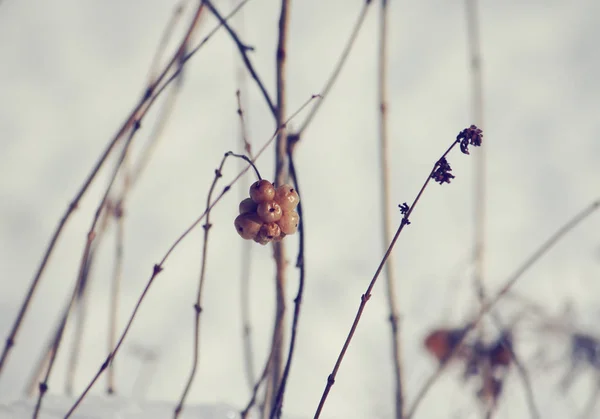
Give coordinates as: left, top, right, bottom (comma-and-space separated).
267, 0, 290, 416
377, 0, 403, 418
465, 3, 487, 415
465, 0, 485, 296
65, 206, 111, 395
108, 199, 125, 394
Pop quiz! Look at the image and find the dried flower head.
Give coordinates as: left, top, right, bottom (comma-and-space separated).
457, 125, 483, 155
431, 157, 455, 185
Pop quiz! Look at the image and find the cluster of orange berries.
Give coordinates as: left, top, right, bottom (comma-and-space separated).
234, 179, 300, 245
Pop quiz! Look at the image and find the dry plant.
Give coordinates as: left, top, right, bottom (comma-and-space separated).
2, 2, 600, 419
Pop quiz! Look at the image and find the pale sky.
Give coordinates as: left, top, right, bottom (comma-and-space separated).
1, 1, 600, 418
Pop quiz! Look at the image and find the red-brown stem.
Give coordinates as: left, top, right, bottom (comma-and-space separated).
65, 205, 112, 395
266, 1, 290, 416
107, 199, 125, 395
314, 140, 461, 418
377, 0, 403, 417
269, 139, 305, 419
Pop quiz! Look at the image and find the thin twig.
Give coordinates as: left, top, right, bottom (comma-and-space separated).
405, 198, 600, 419
62, 95, 319, 419
377, 0, 403, 417
269, 137, 306, 419
204, 0, 276, 118
107, 55, 185, 394
236, 90, 253, 157
0, 1, 206, 376
146, 0, 190, 84
107, 199, 124, 395
296, 0, 373, 136
65, 203, 112, 395
314, 138, 472, 419
266, 1, 291, 416
32, 125, 140, 419
173, 153, 231, 418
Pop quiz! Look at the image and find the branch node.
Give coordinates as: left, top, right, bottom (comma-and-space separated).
39, 382, 48, 394
100, 356, 111, 371
143, 87, 153, 101
153, 264, 163, 275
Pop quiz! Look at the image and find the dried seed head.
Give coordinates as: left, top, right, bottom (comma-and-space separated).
249, 180, 275, 203
239, 198, 258, 214
277, 210, 299, 235
431, 157, 455, 185
457, 125, 483, 155
274, 184, 300, 211
234, 213, 263, 240
257, 201, 283, 223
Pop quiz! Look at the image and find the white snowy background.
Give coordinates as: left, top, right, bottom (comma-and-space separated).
1, 0, 600, 418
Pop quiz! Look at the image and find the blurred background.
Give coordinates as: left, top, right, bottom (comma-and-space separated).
1, 0, 599, 418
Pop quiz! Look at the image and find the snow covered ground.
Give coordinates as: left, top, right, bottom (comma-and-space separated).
0, 396, 243, 419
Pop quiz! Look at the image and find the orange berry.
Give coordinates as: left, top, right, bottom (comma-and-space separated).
254, 222, 281, 245
234, 213, 263, 240
250, 180, 275, 204
277, 210, 299, 235
274, 184, 300, 211
257, 201, 283, 223
239, 198, 257, 214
